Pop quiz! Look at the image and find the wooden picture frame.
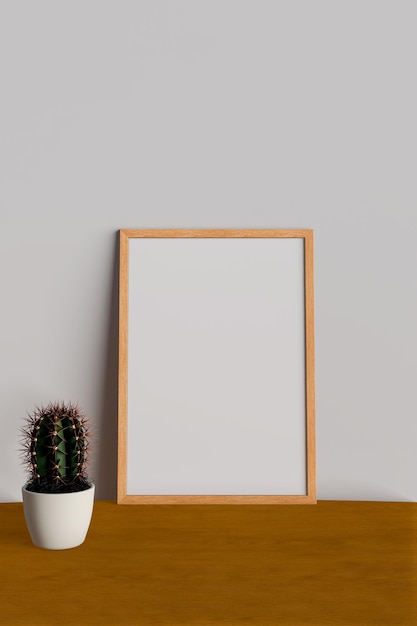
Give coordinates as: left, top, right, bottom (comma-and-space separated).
118, 229, 316, 504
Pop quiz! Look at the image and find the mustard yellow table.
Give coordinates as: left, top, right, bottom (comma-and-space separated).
0, 500, 416, 625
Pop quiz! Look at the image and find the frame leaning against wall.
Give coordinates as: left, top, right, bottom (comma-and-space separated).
118, 229, 316, 504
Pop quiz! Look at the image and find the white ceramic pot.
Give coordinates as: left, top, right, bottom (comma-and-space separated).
22, 484, 95, 550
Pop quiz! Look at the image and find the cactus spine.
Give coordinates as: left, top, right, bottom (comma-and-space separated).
22, 402, 91, 493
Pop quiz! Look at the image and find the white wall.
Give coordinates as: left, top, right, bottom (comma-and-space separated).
1, 1, 416, 502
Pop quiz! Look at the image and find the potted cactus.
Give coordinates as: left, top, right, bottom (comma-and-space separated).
21, 401, 95, 550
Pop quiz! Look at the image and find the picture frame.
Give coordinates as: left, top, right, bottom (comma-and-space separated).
118, 229, 316, 504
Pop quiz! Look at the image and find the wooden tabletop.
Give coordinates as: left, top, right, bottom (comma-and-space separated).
0, 500, 416, 625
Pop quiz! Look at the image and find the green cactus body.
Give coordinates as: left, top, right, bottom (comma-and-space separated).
23, 402, 90, 492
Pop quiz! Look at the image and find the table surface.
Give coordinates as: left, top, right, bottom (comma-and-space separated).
0, 500, 416, 626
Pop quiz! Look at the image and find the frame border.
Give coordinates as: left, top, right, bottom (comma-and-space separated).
118, 229, 316, 504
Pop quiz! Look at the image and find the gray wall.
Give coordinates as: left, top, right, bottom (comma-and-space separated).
1, 1, 416, 502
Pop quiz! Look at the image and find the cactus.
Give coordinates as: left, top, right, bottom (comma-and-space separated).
21, 401, 91, 493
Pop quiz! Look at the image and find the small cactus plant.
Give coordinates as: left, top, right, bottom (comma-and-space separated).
21, 401, 92, 493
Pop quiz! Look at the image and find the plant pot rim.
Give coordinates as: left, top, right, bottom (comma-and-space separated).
22, 483, 95, 496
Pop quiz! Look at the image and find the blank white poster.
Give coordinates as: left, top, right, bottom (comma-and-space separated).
126, 237, 307, 496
